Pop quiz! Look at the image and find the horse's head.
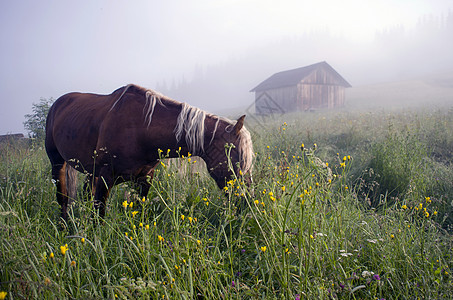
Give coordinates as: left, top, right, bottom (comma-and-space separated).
203, 115, 254, 190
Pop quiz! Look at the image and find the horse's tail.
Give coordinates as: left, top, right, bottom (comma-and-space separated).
65, 164, 78, 203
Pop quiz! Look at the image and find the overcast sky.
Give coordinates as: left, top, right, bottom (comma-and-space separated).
1, 0, 452, 134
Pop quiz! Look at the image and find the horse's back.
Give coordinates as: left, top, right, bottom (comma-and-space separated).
45, 91, 118, 168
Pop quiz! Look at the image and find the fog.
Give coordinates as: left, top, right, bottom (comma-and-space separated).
1, 0, 452, 134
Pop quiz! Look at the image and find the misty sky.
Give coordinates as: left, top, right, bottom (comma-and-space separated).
1, 0, 452, 134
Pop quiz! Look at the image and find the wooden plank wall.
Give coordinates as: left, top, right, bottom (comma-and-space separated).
300, 67, 345, 85
254, 66, 347, 113
297, 84, 345, 110
255, 84, 345, 112
256, 86, 298, 112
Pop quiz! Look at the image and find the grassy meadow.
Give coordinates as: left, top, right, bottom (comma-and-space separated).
1, 99, 453, 299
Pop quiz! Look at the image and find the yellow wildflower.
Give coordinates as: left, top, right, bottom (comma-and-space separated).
181, 214, 185, 221
145, 224, 150, 230
254, 200, 259, 205
158, 235, 164, 242
425, 197, 431, 203
81, 238, 85, 244
402, 204, 407, 210
60, 244, 68, 255
141, 197, 146, 202
0, 291, 7, 300
390, 234, 395, 239
139, 222, 143, 227
70, 260, 76, 267
188, 217, 193, 224
197, 239, 202, 245
122, 200, 128, 208
50, 252, 54, 258
433, 211, 438, 216
260, 246, 267, 252
131, 211, 139, 217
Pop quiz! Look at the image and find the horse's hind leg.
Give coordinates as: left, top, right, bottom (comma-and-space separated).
82, 174, 97, 201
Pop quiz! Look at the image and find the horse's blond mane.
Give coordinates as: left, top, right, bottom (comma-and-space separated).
175, 102, 254, 174
174, 103, 207, 155
110, 84, 254, 174
143, 90, 166, 128
110, 84, 169, 127
236, 125, 254, 174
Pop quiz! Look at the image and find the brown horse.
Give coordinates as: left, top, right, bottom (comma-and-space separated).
45, 84, 253, 221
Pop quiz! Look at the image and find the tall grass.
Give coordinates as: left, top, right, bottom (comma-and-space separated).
1, 108, 452, 299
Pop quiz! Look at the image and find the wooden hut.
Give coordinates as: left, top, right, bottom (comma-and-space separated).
250, 62, 351, 114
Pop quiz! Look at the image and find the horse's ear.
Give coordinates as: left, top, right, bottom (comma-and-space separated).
233, 115, 246, 135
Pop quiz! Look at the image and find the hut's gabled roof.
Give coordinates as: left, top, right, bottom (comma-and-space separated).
250, 61, 351, 92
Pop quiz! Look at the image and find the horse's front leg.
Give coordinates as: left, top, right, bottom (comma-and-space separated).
137, 170, 156, 199
134, 164, 158, 199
